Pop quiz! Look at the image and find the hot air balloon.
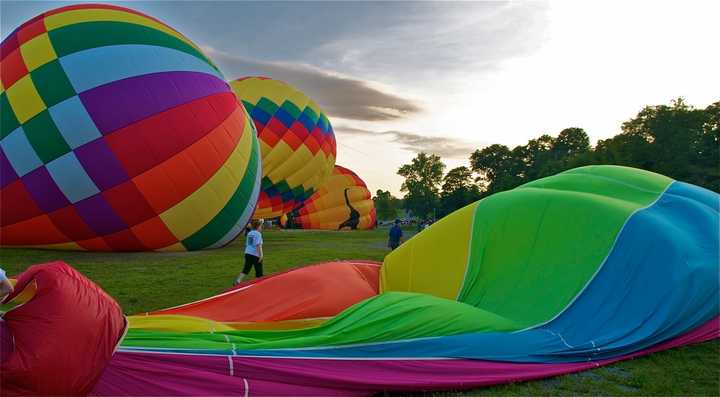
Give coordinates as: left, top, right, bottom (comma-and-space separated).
281, 165, 376, 230
229, 77, 336, 220
0, 4, 261, 251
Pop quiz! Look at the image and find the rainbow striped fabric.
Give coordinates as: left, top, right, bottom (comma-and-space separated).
0, 4, 261, 251
88, 166, 718, 395
230, 77, 336, 220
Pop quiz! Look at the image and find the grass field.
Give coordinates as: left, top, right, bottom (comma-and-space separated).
1, 227, 718, 396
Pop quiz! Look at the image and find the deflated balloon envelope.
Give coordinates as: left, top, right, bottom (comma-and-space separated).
95, 166, 719, 396
0, 4, 261, 251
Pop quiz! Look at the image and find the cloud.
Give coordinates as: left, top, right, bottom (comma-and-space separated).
203, 47, 422, 122
335, 126, 481, 159
310, 2, 549, 81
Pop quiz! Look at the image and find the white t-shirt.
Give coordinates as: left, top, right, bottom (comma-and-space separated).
245, 230, 263, 257
0, 268, 6, 281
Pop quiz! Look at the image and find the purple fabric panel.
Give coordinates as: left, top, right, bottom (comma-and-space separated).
88, 353, 352, 397
0, 316, 12, 363
0, 148, 18, 188
79, 72, 228, 135
74, 194, 127, 236
90, 317, 718, 396
75, 138, 129, 191
21, 167, 70, 213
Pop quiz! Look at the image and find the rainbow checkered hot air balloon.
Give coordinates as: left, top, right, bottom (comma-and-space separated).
0, 4, 261, 251
229, 77, 336, 220
282, 165, 376, 230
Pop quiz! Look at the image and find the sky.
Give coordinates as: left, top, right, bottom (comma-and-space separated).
2, 1, 719, 196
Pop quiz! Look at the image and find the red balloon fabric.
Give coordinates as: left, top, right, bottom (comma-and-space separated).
149, 260, 381, 322
0, 262, 126, 396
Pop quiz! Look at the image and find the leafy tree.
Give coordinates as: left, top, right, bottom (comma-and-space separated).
470, 144, 519, 193
373, 190, 402, 220
590, 97, 716, 189
397, 152, 445, 219
515, 134, 555, 181
440, 166, 481, 216
698, 102, 719, 190
551, 128, 590, 160
465, 98, 718, 199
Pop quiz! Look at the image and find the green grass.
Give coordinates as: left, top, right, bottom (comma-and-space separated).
0, 228, 397, 313
1, 228, 718, 396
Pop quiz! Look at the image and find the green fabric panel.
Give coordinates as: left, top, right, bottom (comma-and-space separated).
121, 291, 518, 351
457, 165, 673, 329
280, 100, 302, 119
30, 60, 77, 107
301, 106, 319, 123
0, 93, 20, 139
181, 135, 259, 250
256, 97, 278, 115
49, 21, 211, 65
22, 110, 71, 163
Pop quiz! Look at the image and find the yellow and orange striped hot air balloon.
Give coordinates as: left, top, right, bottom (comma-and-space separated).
229, 77, 336, 220
281, 165, 376, 230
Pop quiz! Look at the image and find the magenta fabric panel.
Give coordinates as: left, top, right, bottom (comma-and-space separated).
90, 317, 718, 396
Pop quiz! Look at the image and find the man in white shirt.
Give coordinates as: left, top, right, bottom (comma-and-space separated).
235, 219, 265, 284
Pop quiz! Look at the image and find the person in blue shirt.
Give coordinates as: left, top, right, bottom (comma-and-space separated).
235, 219, 265, 285
388, 219, 404, 250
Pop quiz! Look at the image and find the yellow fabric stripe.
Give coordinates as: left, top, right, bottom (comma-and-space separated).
230, 78, 285, 105
159, 117, 253, 240
128, 315, 235, 332
381, 202, 478, 300
19, 33, 57, 71
301, 154, 335, 192
43, 8, 203, 55
3, 279, 37, 306
306, 198, 374, 225
155, 242, 186, 252
260, 139, 291, 177
225, 318, 327, 331
230, 77, 322, 117
128, 314, 327, 333
5, 75, 46, 123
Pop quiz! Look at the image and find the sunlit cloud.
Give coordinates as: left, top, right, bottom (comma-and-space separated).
204, 47, 422, 122
335, 126, 482, 159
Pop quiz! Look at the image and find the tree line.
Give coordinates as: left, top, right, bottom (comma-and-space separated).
374, 98, 718, 221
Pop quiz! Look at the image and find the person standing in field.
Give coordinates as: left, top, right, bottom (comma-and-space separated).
388, 219, 404, 250
235, 219, 264, 285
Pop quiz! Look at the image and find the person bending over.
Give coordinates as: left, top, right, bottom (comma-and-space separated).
235, 219, 264, 284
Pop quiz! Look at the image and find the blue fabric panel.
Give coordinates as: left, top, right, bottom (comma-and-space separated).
59, 44, 221, 93
45, 152, 100, 203
48, 96, 102, 149
0, 127, 43, 176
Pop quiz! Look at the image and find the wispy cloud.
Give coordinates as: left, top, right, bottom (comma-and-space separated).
311, 2, 549, 81
335, 126, 481, 159
204, 47, 422, 122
